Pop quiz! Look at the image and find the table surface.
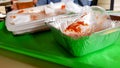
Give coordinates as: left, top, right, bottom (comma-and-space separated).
0, 48, 67, 68
1, 21, 120, 68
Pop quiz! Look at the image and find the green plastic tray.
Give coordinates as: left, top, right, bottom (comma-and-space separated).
50, 26, 120, 57
0, 21, 120, 68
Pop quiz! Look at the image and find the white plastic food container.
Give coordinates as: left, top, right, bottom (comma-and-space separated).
5, 2, 66, 34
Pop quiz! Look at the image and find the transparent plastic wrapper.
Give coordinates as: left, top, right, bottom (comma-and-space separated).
47, 6, 120, 56
5, 1, 83, 35
5, 2, 66, 34
61, 0, 82, 13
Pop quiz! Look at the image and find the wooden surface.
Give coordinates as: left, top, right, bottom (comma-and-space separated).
0, 48, 67, 68
97, 0, 110, 10
97, 0, 120, 11
0, 56, 34, 68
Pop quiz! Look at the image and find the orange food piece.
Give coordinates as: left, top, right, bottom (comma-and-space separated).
64, 21, 88, 33
10, 15, 16, 19
61, 5, 66, 10
31, 15, 38, 20
17, 9, 24, 14
12, 15, 16, 18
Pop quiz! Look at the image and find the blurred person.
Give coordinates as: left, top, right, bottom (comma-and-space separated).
32, 0, 95, 6
33, 0, 61, 6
